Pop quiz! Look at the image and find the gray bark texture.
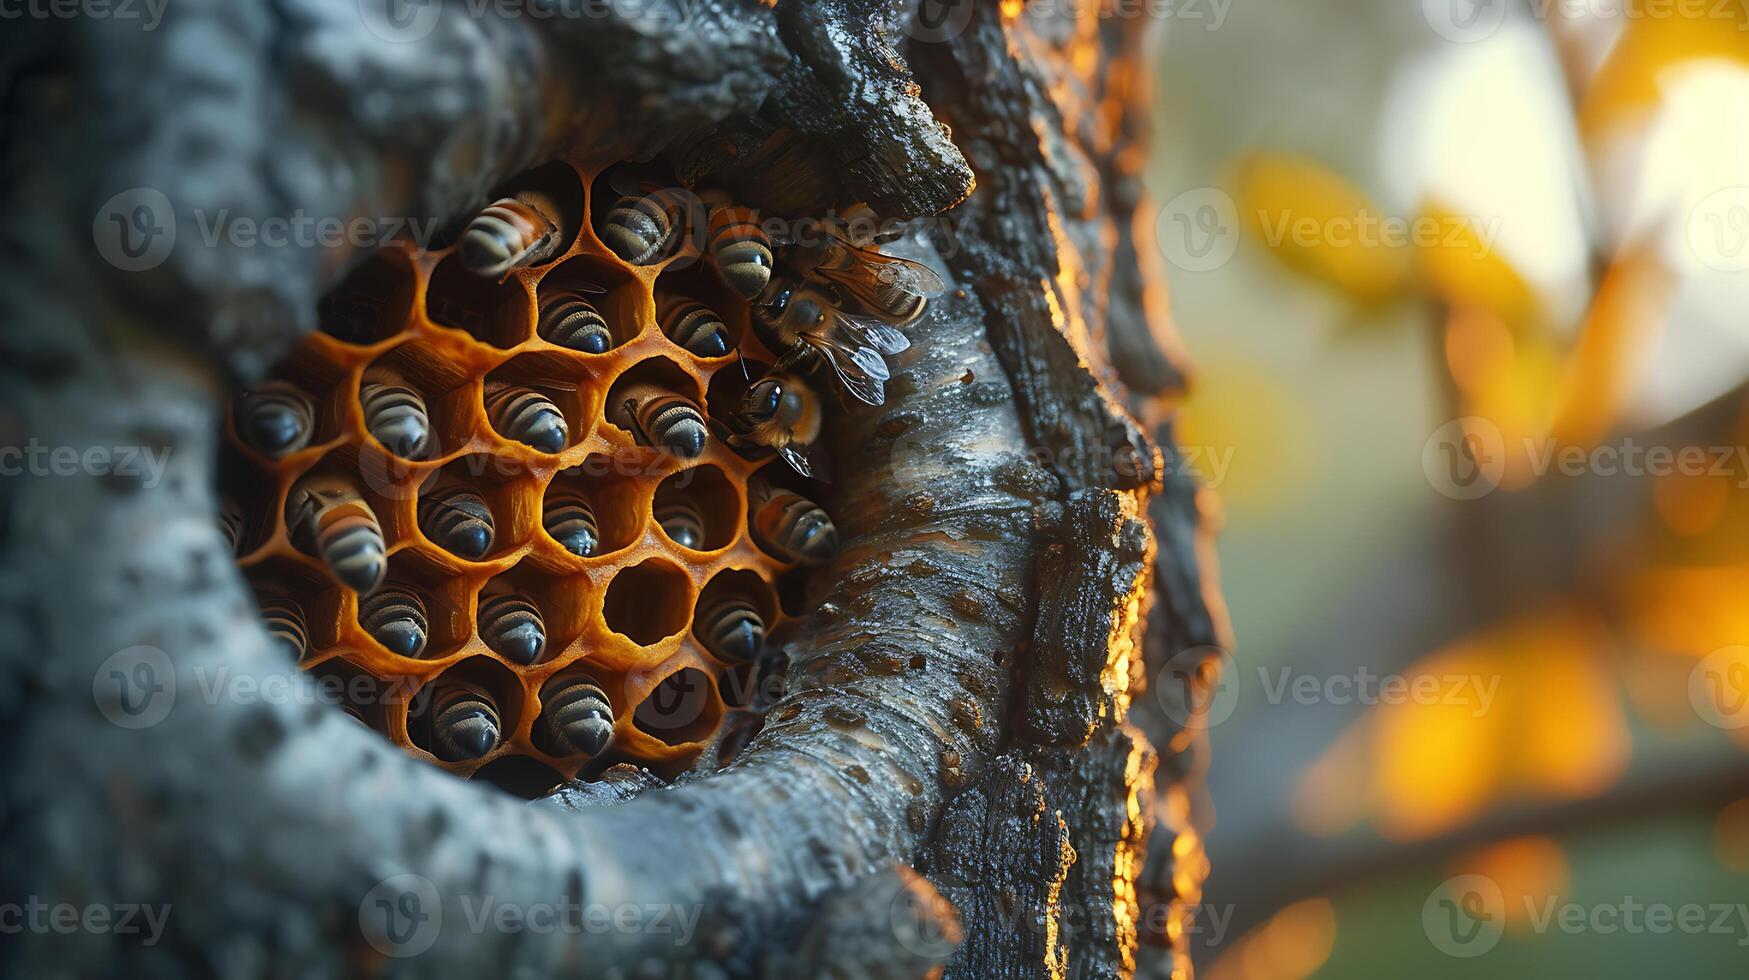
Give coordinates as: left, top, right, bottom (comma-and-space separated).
0, 2, 1225, 977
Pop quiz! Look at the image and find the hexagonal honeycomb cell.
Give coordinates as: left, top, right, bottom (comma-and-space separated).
218, 157, 835, 795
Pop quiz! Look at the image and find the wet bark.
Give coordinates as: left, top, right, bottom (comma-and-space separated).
0, 3, 1220, 978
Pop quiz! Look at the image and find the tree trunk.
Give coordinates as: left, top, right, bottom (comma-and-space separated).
0, 3, 1223, 977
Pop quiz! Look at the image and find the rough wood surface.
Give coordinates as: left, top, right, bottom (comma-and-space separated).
0, 3, 1219, 977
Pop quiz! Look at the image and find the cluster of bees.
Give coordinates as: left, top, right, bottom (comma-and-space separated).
217, 161, 940, 787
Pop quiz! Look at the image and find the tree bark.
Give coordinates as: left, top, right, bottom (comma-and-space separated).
0, 3, 1220, 977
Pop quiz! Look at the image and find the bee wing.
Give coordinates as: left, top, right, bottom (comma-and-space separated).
778, 445, 814, 479
802, 330, 888, 406
821, 226, 947, 297
833, 309, 911, 356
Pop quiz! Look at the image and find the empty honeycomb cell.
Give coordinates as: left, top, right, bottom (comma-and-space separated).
653, 261, 749, 360
218, 457, 283, 559
407, 656, 526, 768
318, 249, 416, 345
653, 465, 738, 553
632, 667, 723, 746
307, 658, 401, 731
483, 354, 599, 455
603, 558, 693, 645
540, 458, 644, 560
535, 255, 645, 354
426, 252, 535, 349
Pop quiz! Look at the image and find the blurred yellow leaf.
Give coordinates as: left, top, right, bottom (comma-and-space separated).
1232, 152, 1412, 304
1416, 200, 1538, 327
1580, 12, 1749, 134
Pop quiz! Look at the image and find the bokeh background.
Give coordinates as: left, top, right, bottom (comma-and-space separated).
1143, 0, 1749, 975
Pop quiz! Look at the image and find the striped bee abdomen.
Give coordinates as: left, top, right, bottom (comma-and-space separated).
259, 595, 308, 661
696, 594, 764, 663
359, 382, 431, 459
460, 194, 562, 278
543, 493, 599, 557
615, 387, 707, 459
430, 682, 501, 762
219, 497, 245, 555
751, 488, 838, 566
485, 386, 568, 454
538, 291, 613, 354
655, 497, 706, 550
599, 192, 674, 266
542, 678, 614, 755
659, 300, 731, 358
235, 382, 315, 459
478, 593, 546, 665
418, 489, 495, 559
360, 586, 429, 658
707, 206, 773, 298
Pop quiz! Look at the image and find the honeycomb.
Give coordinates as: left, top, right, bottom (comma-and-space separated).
218, 158, 829, 795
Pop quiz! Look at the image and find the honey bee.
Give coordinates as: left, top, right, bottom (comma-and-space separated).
235, 381, 315, 458
598, 186, 693, 266
428, 681, 501, 762
538, 284, 613, 354
655, 496, 705, 550
218, 496, 245, 555
609, 383, 708, 459
541, 677, 614, 756
696, 594, 765, 663
723, 372, 823, 477
543, 492, 599, 557
287, 477, 387, 594
478, 592, 545, 665
417, 487, 495, 559
485, 384, 569, 454
779, 216, 945, 325
750, 280, 913, 407
658, 298, 732, 358
459, 190, 568, 278
258, 594, 308, 661
359, 381, 431, 459
749, 482, 838, 566
360, 586, 429, 658
707, 205, 773, 298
